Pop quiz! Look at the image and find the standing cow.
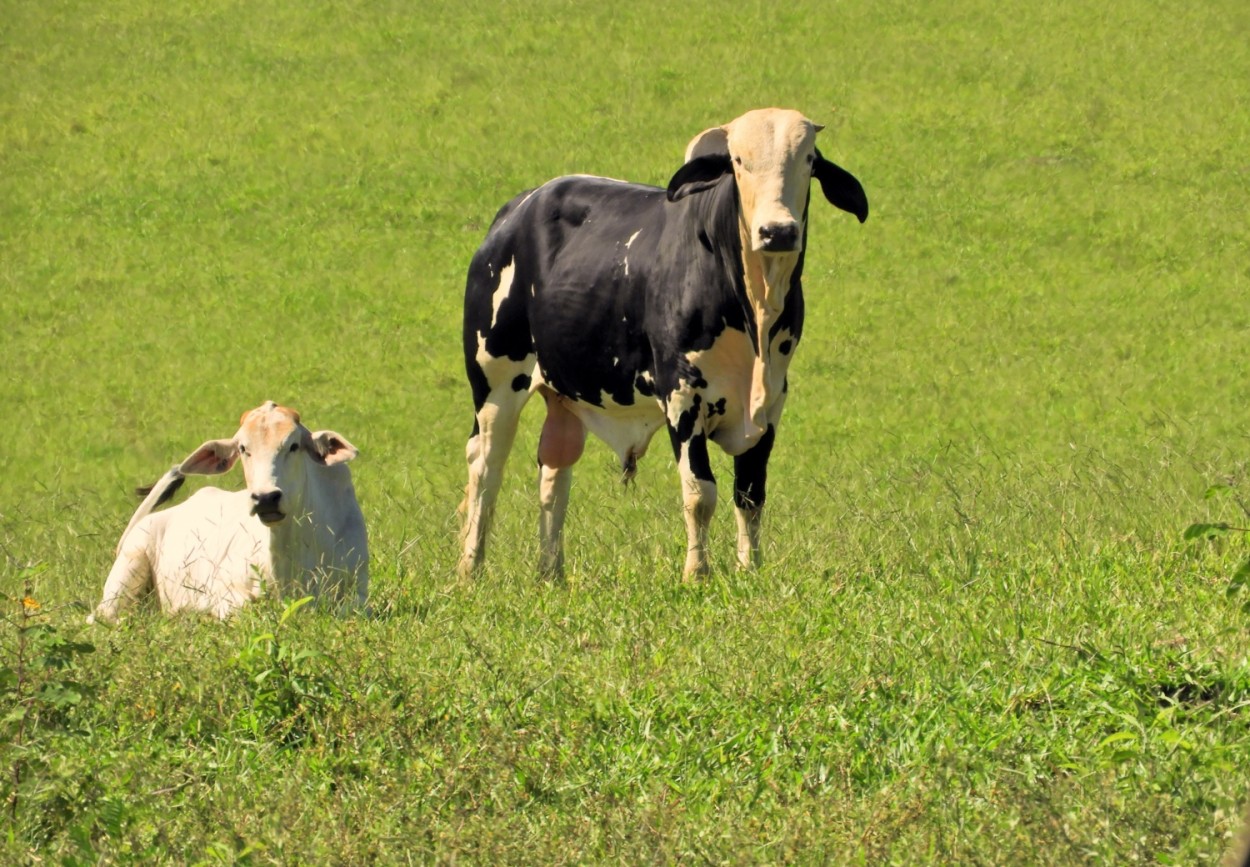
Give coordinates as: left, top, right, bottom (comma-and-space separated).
91, 402, 368, 622
460, 108, 868, 579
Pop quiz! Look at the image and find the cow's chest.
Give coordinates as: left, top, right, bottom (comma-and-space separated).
543, 324, 797, 466
683, 325, 797, 456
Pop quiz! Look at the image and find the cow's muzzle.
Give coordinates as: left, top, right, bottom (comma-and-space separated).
250, 490, 285, 524
757, 221, 800, 253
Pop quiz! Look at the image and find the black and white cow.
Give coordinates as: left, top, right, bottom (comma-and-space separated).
460, 108, 868, 579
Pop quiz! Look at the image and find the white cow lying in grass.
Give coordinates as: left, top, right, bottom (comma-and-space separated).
90, 401, 368, 623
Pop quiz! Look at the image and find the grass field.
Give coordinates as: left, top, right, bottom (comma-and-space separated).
3, 0, 1250, 862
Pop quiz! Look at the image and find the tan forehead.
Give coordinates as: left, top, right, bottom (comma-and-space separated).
725, 109, 816, 154
237, 401, 303, 442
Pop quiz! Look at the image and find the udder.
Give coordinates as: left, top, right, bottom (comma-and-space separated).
537, 389, 587, 468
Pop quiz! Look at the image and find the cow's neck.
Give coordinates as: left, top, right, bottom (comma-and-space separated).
263, 464, 357, 598
738, 222, 800, 438
264, 510, 314, 597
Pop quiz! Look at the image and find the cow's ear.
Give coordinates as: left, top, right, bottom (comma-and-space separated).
684, 126, 729, 162
307, 430, 359, 466
667, 155, 733, 202
812, 150, 869, 223
178, 439, 239, 476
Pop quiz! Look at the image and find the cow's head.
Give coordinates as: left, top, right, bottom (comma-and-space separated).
175, 401, 358, 525
666, 108, 868, 254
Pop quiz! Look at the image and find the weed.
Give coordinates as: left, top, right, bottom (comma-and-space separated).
231, 597, 343, 747
0, 567, 114, 855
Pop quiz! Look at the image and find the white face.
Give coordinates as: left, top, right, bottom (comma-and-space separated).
175, 401, 359, 524
234, 402, 308, 525
723, 109, 821, 255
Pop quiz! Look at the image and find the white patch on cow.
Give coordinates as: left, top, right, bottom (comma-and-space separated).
562, 399, 665, 471
623, 258, 629, 276
490, 259, 516, 330
770, 327, 795, 354
566, 173, 631, 185
497, 189, 539, 227
475, 333, 537, 391
685, 327, 792, 456
625, 229, 642, 248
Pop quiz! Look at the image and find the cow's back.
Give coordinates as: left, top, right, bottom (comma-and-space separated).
465, 176, 669, 411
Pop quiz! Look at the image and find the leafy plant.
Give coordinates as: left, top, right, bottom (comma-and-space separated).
1183, 483, 1250, 609
1, 568, 96, 821
231, 596, 342, 747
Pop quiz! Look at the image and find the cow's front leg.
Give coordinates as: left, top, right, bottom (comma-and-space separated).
667, 396, 715, 580
732, 424, 776, 569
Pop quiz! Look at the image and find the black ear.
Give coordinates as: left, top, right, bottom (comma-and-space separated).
666, 154, 733, 202
813, 150, 869, 223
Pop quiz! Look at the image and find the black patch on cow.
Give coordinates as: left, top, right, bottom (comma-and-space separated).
136, 474, 185, 506
669, 394, 703, 444
466, 358, 491, 413
681, 362, 708, 391
733, 424, 776, 510
707, 397, 727, 418
551, 202, 591, 227
463, 253, 535, 364
778, 339, 793, 356
635, 374, 656, 397
667, 425, 715, 484
511, 373, 531, 392
687, 433, 714, 482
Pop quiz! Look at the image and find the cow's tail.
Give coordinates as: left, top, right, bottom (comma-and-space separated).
115, 466, 186, 555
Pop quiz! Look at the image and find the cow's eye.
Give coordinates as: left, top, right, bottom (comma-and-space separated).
290, 443, 299, 453
238, 444, 248, 456
733, 156, 742, 166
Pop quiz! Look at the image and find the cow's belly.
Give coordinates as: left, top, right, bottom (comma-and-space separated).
562, 394, 667, 469
705, 392, 757, 456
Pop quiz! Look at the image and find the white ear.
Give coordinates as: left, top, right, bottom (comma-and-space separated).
178, 439, 239, 475
683, 126, 729, 163
308, 430, 359, 466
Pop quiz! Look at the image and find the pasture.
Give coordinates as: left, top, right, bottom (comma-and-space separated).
3, 0, 1249, 861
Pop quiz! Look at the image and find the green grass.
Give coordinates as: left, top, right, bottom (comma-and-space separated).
3, 0, 1250, 862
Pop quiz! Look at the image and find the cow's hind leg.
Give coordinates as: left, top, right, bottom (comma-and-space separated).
667, 396, 716, 580
732, 424, 776, 569
90, 532, 155, 623
536, 390, 586, 580
459, 377, 530, 578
